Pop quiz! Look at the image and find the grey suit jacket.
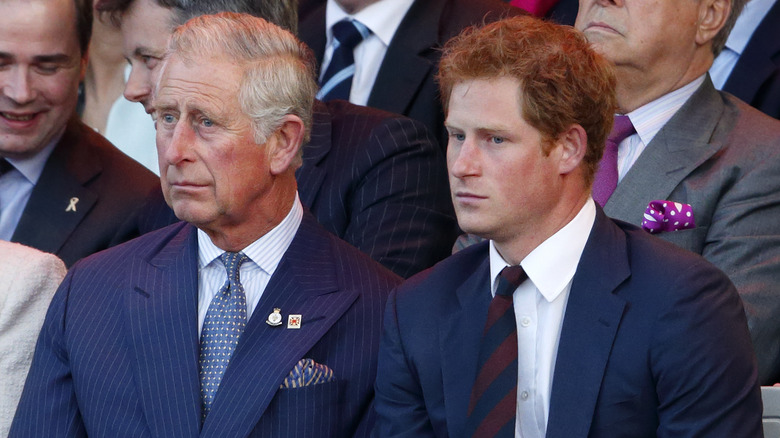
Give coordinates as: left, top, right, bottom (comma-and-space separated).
0, 241, 66, 436
604, 76, 780, 384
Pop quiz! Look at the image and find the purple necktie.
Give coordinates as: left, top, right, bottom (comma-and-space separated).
592, 115, 635, 207
466, 266, 527, 438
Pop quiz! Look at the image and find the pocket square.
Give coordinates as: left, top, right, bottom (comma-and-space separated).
642, 200, 695, 233
279, 358, 335, 389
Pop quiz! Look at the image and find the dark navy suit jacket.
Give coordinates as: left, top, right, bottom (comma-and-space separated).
10, 212, 401, 437
10, 118, 158, 267
721, 0, 780, 119
137, 100, 456, 278
375, 208, 762, 437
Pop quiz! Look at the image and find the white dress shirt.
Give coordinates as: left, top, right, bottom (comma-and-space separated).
0, 139, 58, 241
617, 75, 706, 182
710, 0, 776, 89
196, 194, 303, 336
321, 0, 415, 105
489, 198, 596, 438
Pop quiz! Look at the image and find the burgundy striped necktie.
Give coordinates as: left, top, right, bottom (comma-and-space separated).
466, 265, 528, 437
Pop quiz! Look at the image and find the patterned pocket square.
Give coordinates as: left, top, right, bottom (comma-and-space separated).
279, 358, 335, 389
642, 200, 696, 233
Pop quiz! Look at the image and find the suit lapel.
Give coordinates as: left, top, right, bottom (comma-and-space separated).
604, 79, 726, 225
366, 0, 444, 115
439, 253, 492, 437
12, 119, 100, 254
200, 215, 355, 438
723, 0, 780, 105
125, 223, 202, 437
296, 101, 332, 208
546, 209, 629, 438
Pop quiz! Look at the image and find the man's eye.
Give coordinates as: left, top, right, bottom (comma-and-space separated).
163, 114, 176, 123
451, 133, 465, 141
491, 136, 504, 144
142, 56, 159, 69
35, 64, 59, 75
201, 118, 214, 128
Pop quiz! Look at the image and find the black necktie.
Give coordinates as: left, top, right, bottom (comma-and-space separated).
317, 19, 370, 101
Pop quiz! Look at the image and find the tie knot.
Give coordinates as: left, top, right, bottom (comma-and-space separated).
496, 265, 527, 297
220, 252, 248, 283
331, 19, 370, 51
608, 115, 635, 145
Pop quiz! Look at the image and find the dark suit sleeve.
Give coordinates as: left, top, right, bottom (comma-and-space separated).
651, 259, 762, 437
9, 271, 87, 437
374, 289, 437, 437
343, 118, 457, 278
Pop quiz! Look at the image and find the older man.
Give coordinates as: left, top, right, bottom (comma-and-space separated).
97, 0, 457, 278
10, 13, 399, 437
576, 0, 780, 383
374, 16, 761, 437
0, 0, 158, 267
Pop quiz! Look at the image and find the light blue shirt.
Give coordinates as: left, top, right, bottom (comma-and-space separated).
0, 140, 59, 241
710, 0, 776, 89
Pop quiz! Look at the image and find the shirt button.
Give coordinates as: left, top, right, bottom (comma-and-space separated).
521, 391, 529, 400
520, 317, 531, 327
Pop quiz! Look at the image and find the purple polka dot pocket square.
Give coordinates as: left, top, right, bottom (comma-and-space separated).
642, 200, 695, 234
279, 358, 335, 389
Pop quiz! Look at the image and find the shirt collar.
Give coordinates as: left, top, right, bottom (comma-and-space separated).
4, 133, 62, 185
198, 193, 304, 275
626, 74, 706, 147
325, 0, 415, 47
724, 0, 775, 55
489, 198, 596, 302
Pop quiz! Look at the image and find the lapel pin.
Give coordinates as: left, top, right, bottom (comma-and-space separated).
266, 308, 282, 327
65, 197, 79, 212
287, 314, 302, 329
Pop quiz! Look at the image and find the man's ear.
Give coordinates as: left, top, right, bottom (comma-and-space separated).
267, 114, 305, 175
696, 0, 730, 46
556, 124, 588, 175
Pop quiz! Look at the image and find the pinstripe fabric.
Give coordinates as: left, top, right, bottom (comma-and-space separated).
297, 100, 457, 278
9, 213, 401, 437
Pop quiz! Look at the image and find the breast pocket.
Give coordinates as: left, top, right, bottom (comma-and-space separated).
250, 380, 342, 438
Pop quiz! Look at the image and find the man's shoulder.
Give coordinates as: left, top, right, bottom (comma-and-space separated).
72, 222, 191, 273
394, 241, 489, 302
293, 213, 403, 288
310, 99, 437, 159
720, 91, 780, 144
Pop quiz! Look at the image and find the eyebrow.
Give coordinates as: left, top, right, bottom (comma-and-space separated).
0, 52, 72, 63
134, 46, 163, 58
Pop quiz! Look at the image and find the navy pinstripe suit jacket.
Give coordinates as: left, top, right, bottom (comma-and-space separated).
10, 213, 400, 438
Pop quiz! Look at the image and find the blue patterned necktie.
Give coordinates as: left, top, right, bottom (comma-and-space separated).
199, 251, 249, 420
466, 265, 527, 438
317, 19, 371, 101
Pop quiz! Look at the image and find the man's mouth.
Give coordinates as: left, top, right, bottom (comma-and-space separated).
1, 112, 36, 122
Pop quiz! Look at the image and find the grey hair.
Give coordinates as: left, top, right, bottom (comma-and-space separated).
160, 0, 298, 35
712, 0, 747, 56
165, 12, 317, 164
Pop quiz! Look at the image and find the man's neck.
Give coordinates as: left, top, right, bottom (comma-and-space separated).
615, 56, 712, 113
